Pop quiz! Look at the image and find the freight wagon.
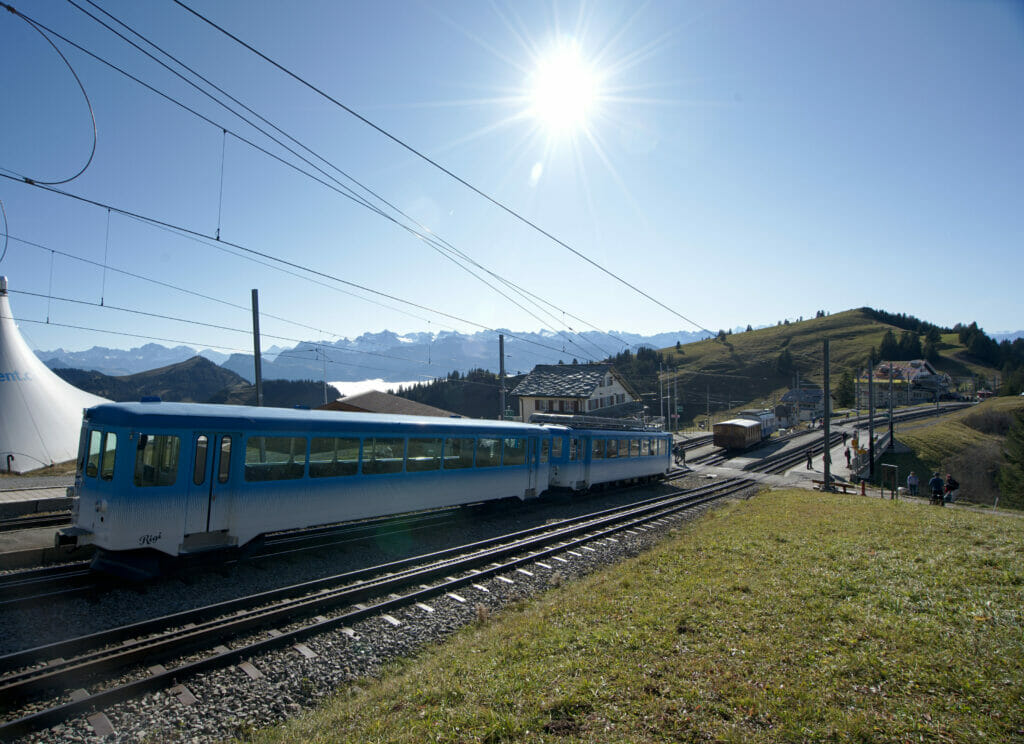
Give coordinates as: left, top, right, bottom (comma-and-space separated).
712, 418, 764, 451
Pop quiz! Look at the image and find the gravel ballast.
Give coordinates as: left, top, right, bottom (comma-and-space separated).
3, 474, 749, 743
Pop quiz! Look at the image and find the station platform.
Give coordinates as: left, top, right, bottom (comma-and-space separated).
0, 478, 89, 568
0, 485, 72, 518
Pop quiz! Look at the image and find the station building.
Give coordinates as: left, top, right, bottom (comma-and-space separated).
855, 359, 951, 408
510, 363, 642, 422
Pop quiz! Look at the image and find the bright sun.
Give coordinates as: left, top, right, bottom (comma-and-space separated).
528, 41, 601, 136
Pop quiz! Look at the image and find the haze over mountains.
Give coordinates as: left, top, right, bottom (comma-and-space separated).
38, 329, 711, 382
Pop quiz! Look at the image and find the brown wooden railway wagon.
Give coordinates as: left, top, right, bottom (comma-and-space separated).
713, 418, 763, 450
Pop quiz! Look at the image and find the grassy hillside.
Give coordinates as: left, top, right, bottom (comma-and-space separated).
879, 396, 1024, 507
249, 490, 1024, 744
658, 309, 1003, 425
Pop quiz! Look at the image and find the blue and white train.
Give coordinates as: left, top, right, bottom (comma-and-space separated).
57, 402, 673, 569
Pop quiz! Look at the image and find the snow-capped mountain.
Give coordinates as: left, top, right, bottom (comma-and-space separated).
37, 328, 712, 382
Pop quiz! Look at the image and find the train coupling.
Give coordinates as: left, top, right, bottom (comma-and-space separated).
55, 526, 94, 551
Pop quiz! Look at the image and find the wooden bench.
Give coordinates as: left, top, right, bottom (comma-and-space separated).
813, 479, 857, 494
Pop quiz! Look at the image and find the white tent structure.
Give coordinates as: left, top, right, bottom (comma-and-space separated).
1, 276, 109, 473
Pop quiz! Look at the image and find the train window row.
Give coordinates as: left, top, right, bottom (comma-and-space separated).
80, 428, 668, 487
242, 435, 532, 482
589, 437, 666, 459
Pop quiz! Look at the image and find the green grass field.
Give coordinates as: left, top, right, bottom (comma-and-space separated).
245, 491, 1024, 744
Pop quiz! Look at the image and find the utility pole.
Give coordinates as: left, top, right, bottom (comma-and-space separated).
659, 366, 665, 428
868, 356, 875, 481
673, 377, 678, 432
499, 334, 506, 420
888, 364, 895, 448
251, 289, 263, 407
823, 338, 831, 489
706, 385, 710, 430
321, 346, 328, 405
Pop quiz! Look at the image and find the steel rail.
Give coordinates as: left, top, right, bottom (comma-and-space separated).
0, 479, 749, 738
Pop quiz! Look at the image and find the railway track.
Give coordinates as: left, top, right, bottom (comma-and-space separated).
0, 505, 471, 611
0, 512, 71, 533
0, 476, 752, 739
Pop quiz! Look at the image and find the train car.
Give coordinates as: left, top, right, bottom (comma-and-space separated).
57, 402, 676, 575
537, 415, 673, 491
57, 402, 550, 564
712, 418, 764, 451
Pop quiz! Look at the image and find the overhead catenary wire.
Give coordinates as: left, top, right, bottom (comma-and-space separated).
0, 175, 575, 360
172, 0, 711, 333
53, 0, 622, 362
4, 4, 687, 375
0, 3, 97, 185
3, 231, 574, 373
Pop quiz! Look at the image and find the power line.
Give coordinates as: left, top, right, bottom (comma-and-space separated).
171, 0, 711, 333
45, 0, 621, 362
4, 232, 562, 375
0, 175, 575, 360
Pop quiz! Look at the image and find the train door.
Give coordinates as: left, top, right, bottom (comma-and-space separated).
582, 437, 592, 488
184, 432, 238, 535
526, 437, 538, 497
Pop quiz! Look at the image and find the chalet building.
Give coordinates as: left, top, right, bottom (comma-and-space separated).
855, 359, 950, 409
780, 386, 828, 422
510, 363, 641, 422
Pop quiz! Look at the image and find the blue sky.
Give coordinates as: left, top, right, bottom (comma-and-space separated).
1, 0, 1021, 368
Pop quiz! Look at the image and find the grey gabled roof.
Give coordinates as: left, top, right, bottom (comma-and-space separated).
781, 388, 824, 405
510, 364, 616, 398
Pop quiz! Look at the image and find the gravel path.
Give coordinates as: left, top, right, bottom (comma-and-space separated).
4, 473, 749, 743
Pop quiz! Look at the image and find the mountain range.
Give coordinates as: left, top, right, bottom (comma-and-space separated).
39, 329, 712, 382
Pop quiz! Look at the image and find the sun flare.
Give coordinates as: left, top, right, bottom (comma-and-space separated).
528, 40, 601, 136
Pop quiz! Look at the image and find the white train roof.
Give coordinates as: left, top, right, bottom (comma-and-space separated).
85, 400, 545, 435
0, 277, 109, 472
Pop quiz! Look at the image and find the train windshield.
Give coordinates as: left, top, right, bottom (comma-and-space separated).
134, 434, 181, 487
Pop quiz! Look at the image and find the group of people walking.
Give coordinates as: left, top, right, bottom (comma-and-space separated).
906, 471, 959, 505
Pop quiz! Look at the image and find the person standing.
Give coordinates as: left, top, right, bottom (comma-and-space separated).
928, 472, 944, 505
907, 471, 919, 497
806, 451, 813, 470
844, 447, 851, 467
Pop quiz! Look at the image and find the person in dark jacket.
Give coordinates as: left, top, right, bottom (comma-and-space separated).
928, 472, 944, 505
944, 474, 959, 503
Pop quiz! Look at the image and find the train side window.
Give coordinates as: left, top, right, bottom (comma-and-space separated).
443, 437, 474, 469
407, 437, 442, 472
245, 436, 307, 481
552, 437, 563, 459
569, 438, 579, 461
218, 437, 232, 484
100, 433, 117, 481
503, 438, 525, 466
618, 439, 628, 458
476, 437, 501, 468
593, 439, 605, 459
630, 439, 640, 457
540, 439, 550, 463
193, 435, 209, 486
364, 437, 404, 475
606, 439, 617, 458
134, 434, 181, 487
86, 430, 102, 478
309, 437, 359, 478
